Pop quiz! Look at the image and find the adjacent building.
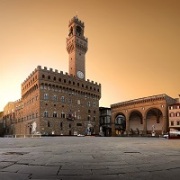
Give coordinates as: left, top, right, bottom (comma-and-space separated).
99, 107, 111, 136
2, 16, 101, 136
111, 94, 175, 136
168, 98, 180, 135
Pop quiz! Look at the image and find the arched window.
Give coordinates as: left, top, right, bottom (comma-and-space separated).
44, 93, 48, 100
53, 95, 58, 101
170, 112, 174, 117
87, 102, 91, 107
53, 111, 57, 118
42, 74, 45, 78
61, 96, 65, 103
61, 112, 65, 118
176, 112, 180, 117
44, 111, 48, 117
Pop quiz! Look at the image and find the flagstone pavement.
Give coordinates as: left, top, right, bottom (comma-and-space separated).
0, 136, 180, 180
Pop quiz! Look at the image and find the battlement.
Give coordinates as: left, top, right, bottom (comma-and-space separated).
22, 66, 101, 87
68, 16, 84, 27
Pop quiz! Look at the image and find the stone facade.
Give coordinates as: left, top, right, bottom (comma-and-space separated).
99, 107, 111, 136
2, 16, 101, 136
111, 94, 175, 136
168, 98, 180, 132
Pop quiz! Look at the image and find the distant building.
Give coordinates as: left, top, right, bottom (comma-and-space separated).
2, 16, 101, 136
168, 98, 180, 134
0, 111, 4, 136
2, 102, 17, 135
99, 107, 111, 136
111, 94, 175, 136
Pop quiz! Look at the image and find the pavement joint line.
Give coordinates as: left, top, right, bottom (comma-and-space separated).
56, 165, 62, 175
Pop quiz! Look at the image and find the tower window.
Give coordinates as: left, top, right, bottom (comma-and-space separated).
42, 74, 45, 78
48, 76, 51, 79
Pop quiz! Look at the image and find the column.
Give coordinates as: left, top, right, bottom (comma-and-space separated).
143, 118, 147, 135
125, 112, 129, 135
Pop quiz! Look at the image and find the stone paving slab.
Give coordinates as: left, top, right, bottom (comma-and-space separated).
0, 137, 179, 180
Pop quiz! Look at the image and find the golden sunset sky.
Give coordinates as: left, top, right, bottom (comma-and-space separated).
0, 0, 180, 111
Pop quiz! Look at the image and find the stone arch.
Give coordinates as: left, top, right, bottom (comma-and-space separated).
129, 110, 143, 134
114, 113, 126, 135
145, 107, 163, 134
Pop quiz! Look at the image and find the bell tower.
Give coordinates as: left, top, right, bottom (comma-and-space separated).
66, 16, 88, 80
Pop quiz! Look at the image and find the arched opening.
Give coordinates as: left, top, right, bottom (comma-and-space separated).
146, 108, 163, 134
129, 110, 143, 134
114, 114, 126, 135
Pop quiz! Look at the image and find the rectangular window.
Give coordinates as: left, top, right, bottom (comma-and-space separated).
170, 121, 174, 126
44, 94, 48, 100
77, 123, 82, 126
177, 121, 180, 125
77, 100, 81, 105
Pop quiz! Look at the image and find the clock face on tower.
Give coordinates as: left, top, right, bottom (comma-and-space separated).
77, 71, 84, 79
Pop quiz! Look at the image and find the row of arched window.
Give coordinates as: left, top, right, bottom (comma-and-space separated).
17, 112, 39, 122
22, 84, 39, 98
23, 75, 38, 91
23, 95, 38, 107
169, 105, 180, 110
43, 111, 96, 121
40, 83, 100, 99
44, 111, 79, 119
43, 93, 97, 107
169, 112, 180, 117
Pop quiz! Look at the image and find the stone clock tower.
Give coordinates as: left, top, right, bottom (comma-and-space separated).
66, 16, 88, 80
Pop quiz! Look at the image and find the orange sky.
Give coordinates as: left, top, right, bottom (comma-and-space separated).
0, 0, 180, 111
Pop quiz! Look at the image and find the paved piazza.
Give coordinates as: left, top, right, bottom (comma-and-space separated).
0, 137, 180, 180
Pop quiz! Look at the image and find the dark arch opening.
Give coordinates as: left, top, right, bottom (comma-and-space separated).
115, 114, 126, 135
